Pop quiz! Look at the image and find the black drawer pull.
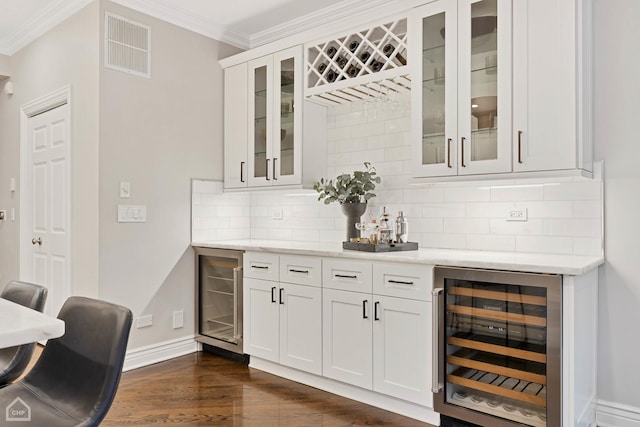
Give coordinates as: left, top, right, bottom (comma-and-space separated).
279, 288, 285, 305
335, 274, 358, 279
362, 300, 368, 319
252, 265, 269, 270
374, 301, 380, 321
271, 287, 277, 303
289, 269, 309, 274
388, 279, 415, 285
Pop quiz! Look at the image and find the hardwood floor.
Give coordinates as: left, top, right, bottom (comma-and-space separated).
102, 350, 436, 426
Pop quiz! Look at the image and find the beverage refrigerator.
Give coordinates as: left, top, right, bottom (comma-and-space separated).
432, 267, 561, 427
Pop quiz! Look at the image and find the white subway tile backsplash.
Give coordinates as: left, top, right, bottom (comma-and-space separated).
517, 201, 572, 219
572, 201, 602, 218
572, 237, 603, 256
444, 186, 491, 202
544, 181, 601, 201
467, 234, 516, 252
192, 97, 604, 256
444, 218, 490, 234
516, 235, 573, 255
490, 185, 544, 202
466, 202, 515, 218
543, 219, 602, 238
423, 233, 466, 250
422, 203, 466, 218
490, 219, 543, 236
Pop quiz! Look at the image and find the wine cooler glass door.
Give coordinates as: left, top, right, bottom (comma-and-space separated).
434, 267, 561, 427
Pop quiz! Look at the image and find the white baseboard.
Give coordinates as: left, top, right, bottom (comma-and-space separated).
597, 400, 640, 427
249, 357, 441, 426
123, 336, 198, 371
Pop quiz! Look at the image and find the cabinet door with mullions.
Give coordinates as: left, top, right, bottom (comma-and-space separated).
411, 0, 458, 177
458, 0, 512, 175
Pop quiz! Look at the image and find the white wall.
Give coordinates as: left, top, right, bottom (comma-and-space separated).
0, 1, 100, 296
593, 0, 640, 421
98, 1, 241, 349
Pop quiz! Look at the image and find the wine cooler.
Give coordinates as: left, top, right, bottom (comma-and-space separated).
195, 247, 244, 354
433, 267, 561, 427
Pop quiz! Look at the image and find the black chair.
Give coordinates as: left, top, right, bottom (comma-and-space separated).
0, 296, 133, 426
0, 281, 48, 386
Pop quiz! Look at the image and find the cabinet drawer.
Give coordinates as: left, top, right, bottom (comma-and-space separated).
280, 255, 321, 287
244, 252, 280, 282
373, 263, 433, 301
322, 258, 372, 293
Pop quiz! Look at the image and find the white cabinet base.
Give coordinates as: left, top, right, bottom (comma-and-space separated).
248, 356, 441, 426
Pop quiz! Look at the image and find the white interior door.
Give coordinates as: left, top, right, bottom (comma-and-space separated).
24, 103, 71, 317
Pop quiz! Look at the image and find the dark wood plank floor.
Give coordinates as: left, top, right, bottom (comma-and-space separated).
102, 350, 437, 426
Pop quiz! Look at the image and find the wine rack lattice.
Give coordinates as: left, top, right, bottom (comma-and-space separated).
305, 18, 410, 106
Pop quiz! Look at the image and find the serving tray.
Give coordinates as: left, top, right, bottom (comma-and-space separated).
342, 241, 419, 252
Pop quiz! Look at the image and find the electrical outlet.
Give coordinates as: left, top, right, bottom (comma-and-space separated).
272, 209, 283, 220
136, 315, 152, 329
173, 310, 184, 329
507, 208, 528, 222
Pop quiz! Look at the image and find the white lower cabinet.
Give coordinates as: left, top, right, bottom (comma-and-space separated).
323, 288, 432, 406
322, 288, 373, 389
244, 276, 322, 375
373, 295, 431, 406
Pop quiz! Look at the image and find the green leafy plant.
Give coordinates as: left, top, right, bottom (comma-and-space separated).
313, 162, 381, 204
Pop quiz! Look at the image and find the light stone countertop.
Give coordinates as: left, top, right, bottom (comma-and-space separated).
0, 298, 65, 349
191, 239, 604, 276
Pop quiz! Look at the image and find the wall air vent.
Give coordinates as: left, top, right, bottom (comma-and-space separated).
104, 12, 151, 78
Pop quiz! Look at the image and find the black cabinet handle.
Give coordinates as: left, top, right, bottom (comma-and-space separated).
240, 161, 245, 183
362, 300, 368, 319
374, 301, 380, 321
335, 274, 358, 279
279, 288, 284, 305
388, 279, 415, 285
252, 265, 269, 270
273, 157, 278, 180
289, 269, 309, 274
266, 159, 271, 180
271, 287, 276, 303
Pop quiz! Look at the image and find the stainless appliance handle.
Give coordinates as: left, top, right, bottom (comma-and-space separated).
432, 287, 444, 393
233, 267, 241, 339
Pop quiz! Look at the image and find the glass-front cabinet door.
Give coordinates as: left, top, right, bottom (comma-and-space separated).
247, 47, 302, 187
411, 0, 458, 177
458, 0, 511, 175
411, 0, 511, 178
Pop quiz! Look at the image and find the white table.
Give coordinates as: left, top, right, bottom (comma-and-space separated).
0, 298, 65, 348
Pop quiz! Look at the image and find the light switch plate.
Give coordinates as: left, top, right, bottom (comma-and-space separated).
118, 205, 147, 222
119, 181, 131, 198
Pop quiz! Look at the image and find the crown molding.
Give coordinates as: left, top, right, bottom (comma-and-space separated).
108, 0, 250, 48
0, 0, 94, 56
247, 0, 396, 48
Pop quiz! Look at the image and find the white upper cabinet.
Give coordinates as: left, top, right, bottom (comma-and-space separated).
512, 0, 592, 173
223, 63, 248, 189
247, 46, 303, 187
411, 0, 512, 178
411, 0, 591, 180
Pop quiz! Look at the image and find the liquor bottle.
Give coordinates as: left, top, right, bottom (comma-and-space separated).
378, 208, 393, 244
383, 43, 407, 66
